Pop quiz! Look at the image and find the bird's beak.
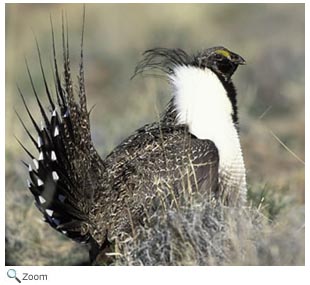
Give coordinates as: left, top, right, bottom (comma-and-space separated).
232, 53, 246, 65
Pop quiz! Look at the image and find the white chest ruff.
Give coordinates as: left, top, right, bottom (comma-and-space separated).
170, 66, 247, 205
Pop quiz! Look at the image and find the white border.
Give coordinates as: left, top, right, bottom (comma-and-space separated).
1, 1, 308, 285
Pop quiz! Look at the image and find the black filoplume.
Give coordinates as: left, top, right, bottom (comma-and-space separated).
134, 46, 245, 125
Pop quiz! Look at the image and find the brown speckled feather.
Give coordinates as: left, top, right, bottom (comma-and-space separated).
89, 123, 219, 247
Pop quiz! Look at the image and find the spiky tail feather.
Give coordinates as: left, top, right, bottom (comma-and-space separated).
17, 10, 104, 244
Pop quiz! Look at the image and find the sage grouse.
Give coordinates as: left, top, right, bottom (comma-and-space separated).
18, 17, 247, 264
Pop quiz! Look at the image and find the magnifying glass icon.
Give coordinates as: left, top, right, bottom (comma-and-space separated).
7, 269, 21, 283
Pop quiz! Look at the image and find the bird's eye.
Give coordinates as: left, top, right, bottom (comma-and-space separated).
214, 53, 223, 60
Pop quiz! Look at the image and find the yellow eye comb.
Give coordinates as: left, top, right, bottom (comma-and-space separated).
215, 49, 231, 59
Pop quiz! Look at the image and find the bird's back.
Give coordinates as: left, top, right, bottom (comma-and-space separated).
89, 122, 219, 249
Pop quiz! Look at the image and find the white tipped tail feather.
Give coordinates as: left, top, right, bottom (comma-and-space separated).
170, 66, 247, 204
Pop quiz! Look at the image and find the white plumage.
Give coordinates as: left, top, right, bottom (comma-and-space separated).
171, 65, 247, 205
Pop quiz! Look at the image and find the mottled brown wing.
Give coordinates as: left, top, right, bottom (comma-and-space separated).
90, 123, 219, 245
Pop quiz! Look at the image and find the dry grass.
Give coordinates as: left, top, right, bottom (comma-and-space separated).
5, 3, 304, 265
105, 185, 304, 266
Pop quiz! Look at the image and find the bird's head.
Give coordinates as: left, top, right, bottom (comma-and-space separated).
193, 46, 246, 82
133, 46, 245, 83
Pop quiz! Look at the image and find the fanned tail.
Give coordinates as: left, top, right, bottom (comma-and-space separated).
17, 9, 104, 244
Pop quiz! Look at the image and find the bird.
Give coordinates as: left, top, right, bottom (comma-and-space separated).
17, 14, 247, 264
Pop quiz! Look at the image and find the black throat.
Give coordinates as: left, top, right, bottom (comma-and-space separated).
161, 73, 239, 129
215, 74, 239, 127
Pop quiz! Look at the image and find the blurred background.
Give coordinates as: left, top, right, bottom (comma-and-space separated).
5, 3, 304, 265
